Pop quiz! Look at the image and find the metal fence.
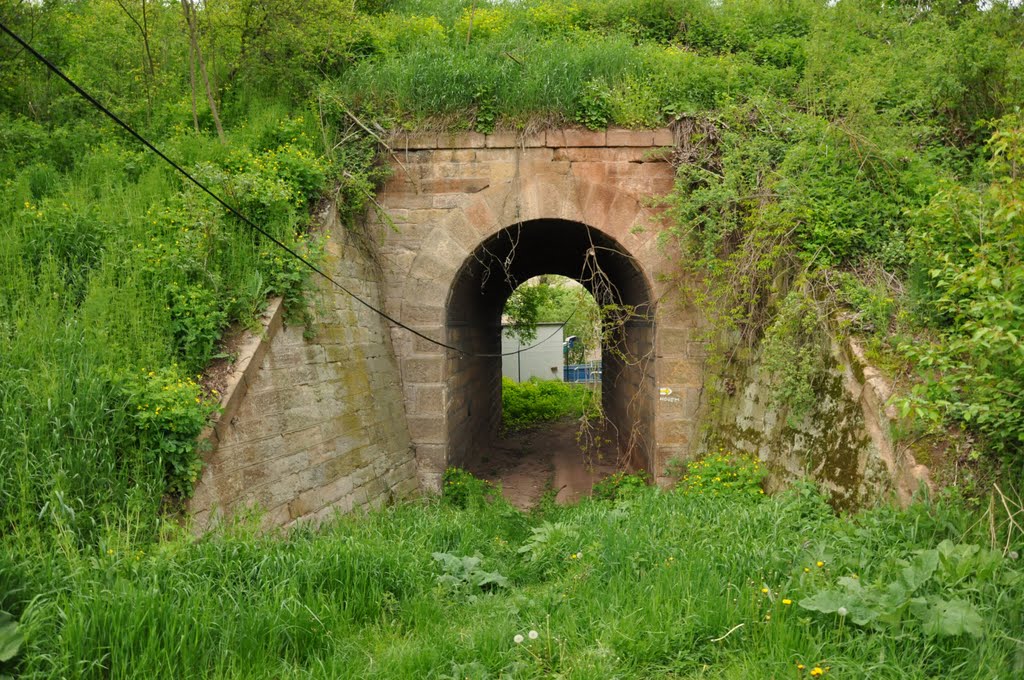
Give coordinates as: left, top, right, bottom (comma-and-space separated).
563, 362, 602, 383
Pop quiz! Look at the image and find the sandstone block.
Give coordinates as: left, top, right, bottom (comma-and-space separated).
407, 415, 445, 441
562, 129, 607, 147
652, 128, 674, 146
438, 132, 486, 148
403, 356, 444, 383
400, 132, 438, 150
607, 128, 656, 147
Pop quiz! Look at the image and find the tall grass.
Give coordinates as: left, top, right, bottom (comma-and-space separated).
2, 483, 1021, 678
0, 107, 337, 540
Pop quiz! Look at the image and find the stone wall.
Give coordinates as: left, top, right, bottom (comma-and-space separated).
709, 333, 931, 509
188, 205, 417, 531
374, 128, 708, 489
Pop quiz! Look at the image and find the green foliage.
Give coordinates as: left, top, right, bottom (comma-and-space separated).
117, 366, 219, 499
3, 483, 1022, 677
501, 378, 596, 431
674, 450, 767, 498
591, 470, 649, 501
1, 73, 342, 537
574, 80, 613, 130
759, 288, 828, 426
502, 283, 549, 345
432, 552, 509, 593
442, 467, 499, 509
899, 114, 1024, 466
799, 540, 1007, 638
0, 610, 23, 672
503, 277, 601, 356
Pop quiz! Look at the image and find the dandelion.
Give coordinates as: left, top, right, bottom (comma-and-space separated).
513, 634, 524, 644
797, 664, 805, 671
782, 599, 792, 605
810, 667, 825, 677
528, 630, 538, 640
816, 561, 824, 568
837, 607, 847, 617
761, 587, 769, 594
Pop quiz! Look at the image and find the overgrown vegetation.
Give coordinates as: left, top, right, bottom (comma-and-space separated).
0, 0, 383, 540
2, 471, 1022, 678
502, 377, 597, 431
2, 1, 1024, 675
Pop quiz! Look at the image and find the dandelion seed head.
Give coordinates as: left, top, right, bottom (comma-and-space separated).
528, 630, 539, 640
513, 634, 524, 644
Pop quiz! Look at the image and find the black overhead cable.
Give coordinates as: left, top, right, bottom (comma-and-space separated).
0, 21, 577, 359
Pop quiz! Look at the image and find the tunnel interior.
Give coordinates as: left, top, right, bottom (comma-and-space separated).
445, 219, 655, 472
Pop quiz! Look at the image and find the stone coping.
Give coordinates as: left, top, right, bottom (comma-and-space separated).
388, 128, 674, 151
201, 296, 284, 448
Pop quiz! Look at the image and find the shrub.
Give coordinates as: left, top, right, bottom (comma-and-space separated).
118, 366, 219, 498
501, 377, 596, 431
442, 467, 498, 509
591, 470, 649, 501
674, 450, 767, 498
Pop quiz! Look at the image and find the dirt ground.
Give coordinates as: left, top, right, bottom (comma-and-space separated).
467, 418, 621, 510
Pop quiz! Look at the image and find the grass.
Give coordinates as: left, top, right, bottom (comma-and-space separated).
1, 479, 1021, 678
502, 377, 598, 431
0, 106, 345, 540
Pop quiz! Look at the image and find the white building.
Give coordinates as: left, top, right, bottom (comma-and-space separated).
501, 322, 564, 382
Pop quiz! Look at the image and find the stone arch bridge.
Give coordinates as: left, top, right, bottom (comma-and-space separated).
376, 128, 704, 490
189, 127, 710, 529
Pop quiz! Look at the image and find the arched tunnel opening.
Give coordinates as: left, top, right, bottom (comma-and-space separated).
445, 219, 655, 498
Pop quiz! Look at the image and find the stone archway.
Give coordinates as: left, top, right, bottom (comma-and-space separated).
444, 218, 656, 477
376, 129, 705, 490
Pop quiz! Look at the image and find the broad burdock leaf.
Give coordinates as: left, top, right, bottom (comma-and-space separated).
798, 590, 849, 614
901, 549, 939, 592
0, 611, 22, 663
919, 598, 984, 637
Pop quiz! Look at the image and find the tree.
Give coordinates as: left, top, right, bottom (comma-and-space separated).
181, 0, 224, 140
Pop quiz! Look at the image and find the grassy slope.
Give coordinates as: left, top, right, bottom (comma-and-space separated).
4, 484, 1022, 678
1, 2, 1023, 676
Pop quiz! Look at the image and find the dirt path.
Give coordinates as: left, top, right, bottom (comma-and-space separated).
468, 419, 620, 510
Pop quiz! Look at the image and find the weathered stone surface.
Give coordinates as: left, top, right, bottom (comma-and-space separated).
562, 129, 608, 147
375, 129, 703, 484
188, 216, 416, 532
439, 132, 486, 149
606, 128, 656, 147
652, 128, 674, 146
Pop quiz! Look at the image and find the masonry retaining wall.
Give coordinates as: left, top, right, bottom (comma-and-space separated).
188, 204, 417, 531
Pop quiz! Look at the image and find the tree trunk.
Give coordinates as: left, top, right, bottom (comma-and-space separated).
181, 0, 224, 142
188, 32, 199, 134
113, 0, 156, 121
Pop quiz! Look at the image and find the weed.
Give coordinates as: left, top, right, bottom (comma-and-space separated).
591, 470, 649, 501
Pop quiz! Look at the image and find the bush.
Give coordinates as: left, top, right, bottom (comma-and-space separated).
442, 467, 499, 509
118, 366, 219, 498
591, 470, 649, 501
673, 450, 767, 499
501, 377, 596, 431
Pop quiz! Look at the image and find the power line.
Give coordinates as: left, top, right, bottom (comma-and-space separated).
0, 21, 576, 359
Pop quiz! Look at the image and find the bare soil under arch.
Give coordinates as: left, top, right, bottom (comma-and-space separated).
467, 418, 620, 510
